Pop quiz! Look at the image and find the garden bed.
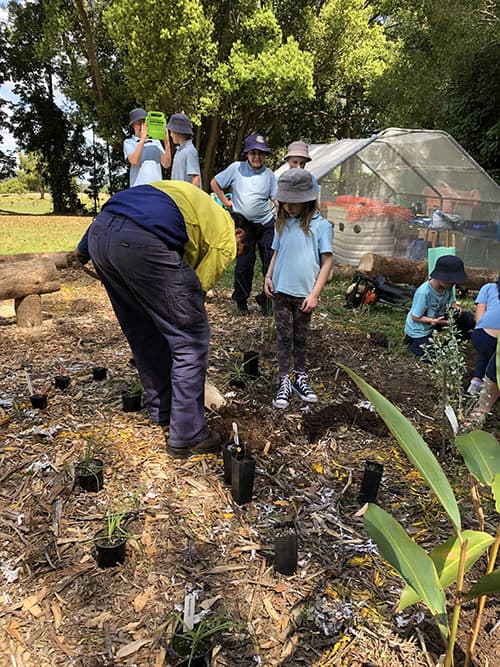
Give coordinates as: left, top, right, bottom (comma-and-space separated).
0, 269, 498, 666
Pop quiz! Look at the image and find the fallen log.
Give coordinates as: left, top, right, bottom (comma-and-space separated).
0, 259, 61, 300
357, 253, 497, 290
0, 251, 74, 270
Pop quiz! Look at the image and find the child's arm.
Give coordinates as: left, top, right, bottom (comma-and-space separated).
264, 251, 278, 298
160, 129, 172, 170
190, 174, 201, 188
301, 253, 333, 313
210, 177, 232, 209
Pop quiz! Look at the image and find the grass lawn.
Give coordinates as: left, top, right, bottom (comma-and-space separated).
0, 213, 92, 254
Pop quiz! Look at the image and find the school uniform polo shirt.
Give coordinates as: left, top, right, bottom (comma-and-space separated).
171, 139, 202, 187
123, 136, 165, 187
213, 160, 277, 225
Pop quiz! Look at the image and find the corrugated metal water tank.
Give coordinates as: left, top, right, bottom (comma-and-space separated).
327, 205, 397, 265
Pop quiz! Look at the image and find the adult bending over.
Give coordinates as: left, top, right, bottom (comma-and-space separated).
76, 181, 248, 458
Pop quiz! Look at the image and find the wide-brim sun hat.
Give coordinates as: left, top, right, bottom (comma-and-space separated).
243, 133, 271, 154
276, 168, 317, 203
167, 113, 193, 136
284, 140, 311, 162
129, 108, 147, 125
429, 255, 468, 283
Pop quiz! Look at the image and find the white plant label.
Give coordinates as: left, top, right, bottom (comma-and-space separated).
232, 421, 239, 447
444, 404, 458, 434
183, 593, 196, 630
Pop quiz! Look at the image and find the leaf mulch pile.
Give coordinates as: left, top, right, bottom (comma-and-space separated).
0, 268, 498, 667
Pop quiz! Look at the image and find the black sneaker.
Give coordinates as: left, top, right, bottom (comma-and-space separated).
167, 431, 221, 459
237, 303, 250, 316
292, 373, 318, 403
272, 375, 293, 409
255, 293, 272, 316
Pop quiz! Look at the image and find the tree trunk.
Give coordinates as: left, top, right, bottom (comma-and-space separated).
0, 259, 60, 299
15, 294, 43, 327
203, 116, 222, 191
357, 252, 497, 290
0, 251, 74, 270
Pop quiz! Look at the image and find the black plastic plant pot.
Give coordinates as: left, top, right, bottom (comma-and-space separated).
75, 458, 104, 492
222, 441, 238, 485
229, 378, 246, 389
93, 530, 127, 568
92, 366, 107, 381
30, 393, 47, 409
231, 456, 256, 505
54, 375, 71, 390
242, 350, 260, 377
169, 631, 211, 667
274, 523, 298, 576
357, 460, 384, 504
121, 390, 142, 412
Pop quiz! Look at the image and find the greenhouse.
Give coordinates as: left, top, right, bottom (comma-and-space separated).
278, 128, 500, 269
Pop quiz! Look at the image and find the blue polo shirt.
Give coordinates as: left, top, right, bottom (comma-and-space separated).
123, 136, 165, 187
475, 283, 500, 329
213, 160, 277, 225
171, 139, 202, 186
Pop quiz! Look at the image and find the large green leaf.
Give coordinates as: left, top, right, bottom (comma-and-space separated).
455, 430, 500, 486
399, 530, 494, 609
364, 504, 448, 639
493, 474, 500, 513
465, 569, 500, 600
340, 365, 461, 531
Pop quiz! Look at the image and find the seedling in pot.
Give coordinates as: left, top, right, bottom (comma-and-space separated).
93, 494, 142, 568
230, 422, 256, 505
166, 606, 243, 667
242, 350, 260, 377
121, 380, 143, 412
54, 365, 71, 390
75, 431, 104, 492
92, 366, 107, 381
273, 519, 298, 576
26, 371, 48, 409
222, 423, 240, 484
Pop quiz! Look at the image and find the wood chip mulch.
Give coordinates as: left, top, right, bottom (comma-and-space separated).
0, 269, 498, 667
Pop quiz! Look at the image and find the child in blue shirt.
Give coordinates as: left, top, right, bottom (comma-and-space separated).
467, 276, 500, 394
167, 113, 202, 188
211, 133, 277, 315
124, 108, 171, 187
264, 169, 333, 409
404, 255, 474, 357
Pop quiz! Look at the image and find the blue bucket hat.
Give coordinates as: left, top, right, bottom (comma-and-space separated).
167, 113, 193, 136
243, 133, 271, 154
129, 108, 147, 125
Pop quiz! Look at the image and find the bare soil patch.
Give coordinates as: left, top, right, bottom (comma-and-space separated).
0, 270, 498, 666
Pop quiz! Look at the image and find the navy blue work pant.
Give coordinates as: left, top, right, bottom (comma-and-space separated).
232, 217, 274, 307
88, 213, 211, 448
471, 328, 498, 379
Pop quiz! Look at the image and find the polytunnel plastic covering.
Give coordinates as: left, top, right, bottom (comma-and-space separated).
276, 128, 500, 269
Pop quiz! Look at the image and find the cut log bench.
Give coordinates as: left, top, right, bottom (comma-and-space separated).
0, 252, 74, 327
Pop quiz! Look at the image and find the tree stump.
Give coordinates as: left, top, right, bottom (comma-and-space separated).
15, 294, 43, 328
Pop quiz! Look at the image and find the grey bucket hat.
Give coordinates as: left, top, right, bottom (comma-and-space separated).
129, 108, 147, 125
284, 141, 311, 162
429, 255, 468, 283
167, 113, 193, 136
276, 168, 317, 203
